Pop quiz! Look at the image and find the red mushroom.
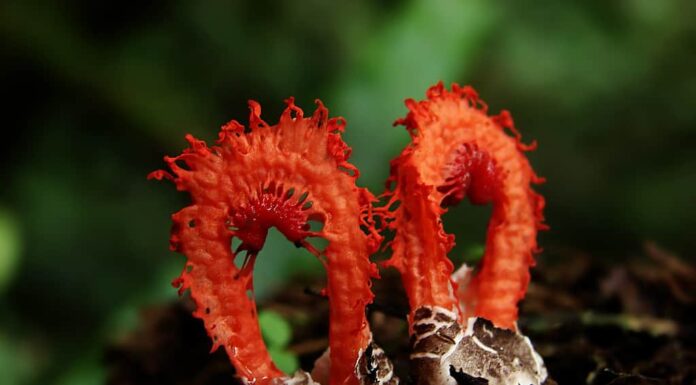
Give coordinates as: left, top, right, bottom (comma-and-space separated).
386, 82, 545, 328
150, 99, 384, 385
383, 83, 547, 384
150, 83, 548, 385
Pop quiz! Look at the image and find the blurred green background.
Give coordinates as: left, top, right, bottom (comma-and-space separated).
0, 0, 694, 383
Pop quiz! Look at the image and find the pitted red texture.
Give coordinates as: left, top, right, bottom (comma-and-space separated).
149, 98, 380, 385
385, 82, 546, 330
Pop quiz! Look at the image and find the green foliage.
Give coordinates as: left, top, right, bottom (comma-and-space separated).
461, 244, 486, 266
259, 310, 293, 349
0, 333, 36, 385
259, 310, 298, 374
268, 348, 300, 375
0, 209, 20, 294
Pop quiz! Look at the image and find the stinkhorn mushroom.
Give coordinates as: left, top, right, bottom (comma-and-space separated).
149, 99, 393, 385
150, 82, 550, 385
384, 82, 547, 384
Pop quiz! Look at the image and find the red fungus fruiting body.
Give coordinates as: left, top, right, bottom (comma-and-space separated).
385, 82, 545, 330
150, 83, 547, 385
150, 99, 380, 385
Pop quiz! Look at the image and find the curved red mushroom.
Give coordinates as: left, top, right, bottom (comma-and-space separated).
385, 82, 546, 330
149, 99, 382, 385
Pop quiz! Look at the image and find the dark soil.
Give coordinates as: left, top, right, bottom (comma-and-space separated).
105, 242, 696, 385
